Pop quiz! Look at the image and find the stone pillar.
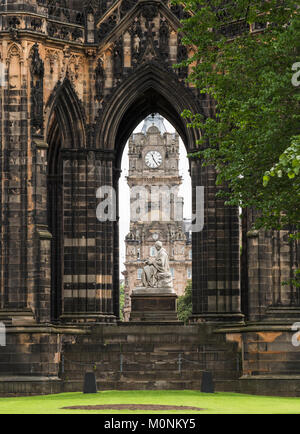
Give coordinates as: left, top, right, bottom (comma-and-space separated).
58, 149, 116, 323
113, 167, 121, 320
0, 43, 31, 319
33, 139, 52, 323
190, 159, 243, 323
246, 209, 300, 322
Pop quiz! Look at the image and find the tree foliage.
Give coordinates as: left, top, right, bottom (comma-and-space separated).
177, 280, 193, 323
174, 0, 300, 233
120, 281, 125, 321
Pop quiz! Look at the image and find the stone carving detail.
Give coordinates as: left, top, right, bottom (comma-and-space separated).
177, 40, 188, 79
120, 0, 136, 19
170, 4, 190, 21
159, 18, 169, 61
140, 22, 160, 62
46, 49, 60, 75
142, 4, 159, 23
8, 17, 21, 40
95, 58, 105, 101
71, 28, 84, 41
8, 17, 21, 29
97, 0, 137, 41
130, 18, 143, 65
47, 22, 84, 42
113, 39, 123, 83
98, 14, 118, 40
30, 18, 43, 32
30, 44, 44, 137
142, 241, 174, 289
31, 43, 44, 77
47, 23, 56, 37
48, 0, 85, 23
48, 0, 70, 22
67, 55, 83, 83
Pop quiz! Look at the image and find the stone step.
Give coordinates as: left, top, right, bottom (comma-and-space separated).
64, 353, 237, 369
63, 344, 239, 355
65, 368, 237, 382
61, 324, 241, 390
64, 370, 205, 381
63, 379, 204, 392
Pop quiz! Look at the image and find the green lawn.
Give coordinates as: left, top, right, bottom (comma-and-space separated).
0, 391, 300, 414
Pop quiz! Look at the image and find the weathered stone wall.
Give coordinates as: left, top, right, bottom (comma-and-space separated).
61, 324, 242, 392
0, 0, 298, 396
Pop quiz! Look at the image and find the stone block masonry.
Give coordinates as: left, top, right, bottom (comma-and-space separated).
0, 0, 298, 396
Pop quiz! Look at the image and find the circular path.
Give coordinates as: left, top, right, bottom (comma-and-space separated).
62, 404, 204, 412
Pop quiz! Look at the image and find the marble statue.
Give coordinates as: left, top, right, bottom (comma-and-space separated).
142, 241, 173, 289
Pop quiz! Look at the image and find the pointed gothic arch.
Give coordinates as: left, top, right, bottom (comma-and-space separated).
46, 78, 87, 153
96, 62, 202, 166
46, 78, 87, 321
92, 61, 242, 323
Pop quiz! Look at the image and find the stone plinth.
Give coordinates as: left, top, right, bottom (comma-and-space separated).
130, 287, 179, 323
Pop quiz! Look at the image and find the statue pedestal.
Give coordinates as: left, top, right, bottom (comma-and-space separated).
130, 287, 179, 323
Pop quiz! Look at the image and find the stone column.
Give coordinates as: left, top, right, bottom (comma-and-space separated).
113, 167, 121, 320
0, 43, 33, 323
190, 159, 243, 323
59, 149, 116, 323
246, 208, 300, 322
32, 139, 52, 323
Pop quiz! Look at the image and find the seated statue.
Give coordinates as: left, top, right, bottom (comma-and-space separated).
142, 241, 173, 289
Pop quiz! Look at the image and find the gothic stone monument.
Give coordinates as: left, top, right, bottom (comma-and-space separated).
0, 0, 299, 396
130, 241, 179, 322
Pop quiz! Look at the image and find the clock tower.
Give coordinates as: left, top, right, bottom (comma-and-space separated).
122, 114, 192, 321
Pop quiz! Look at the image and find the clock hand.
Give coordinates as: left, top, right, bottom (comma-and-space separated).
151, 153, 158, 166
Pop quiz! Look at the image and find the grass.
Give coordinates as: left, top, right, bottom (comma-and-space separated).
0, 390, 300, 414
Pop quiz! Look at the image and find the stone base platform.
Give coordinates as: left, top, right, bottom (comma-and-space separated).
1, 322, 300, 396
130, 287, 179, 323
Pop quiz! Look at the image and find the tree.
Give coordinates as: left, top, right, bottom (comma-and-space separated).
119, 281, 125, 321
177, 280, 193, 323
174, 0, 300, 284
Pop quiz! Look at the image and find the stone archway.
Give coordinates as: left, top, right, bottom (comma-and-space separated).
40, 0, 243, 325
94, 62, 243, 324
44, 62, 243, 324
47, 79, 90, 322
95, 62, 201, 321
96, 62, 201, 157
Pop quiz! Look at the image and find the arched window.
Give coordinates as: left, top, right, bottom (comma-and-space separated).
137, 269, 143, 280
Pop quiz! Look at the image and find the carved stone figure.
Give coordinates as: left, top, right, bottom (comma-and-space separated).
159, 19, 169, 50
30, 43, 44, 78
142, 241, 173, 289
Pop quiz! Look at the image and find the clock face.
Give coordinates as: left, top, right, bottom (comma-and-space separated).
145, 151, 162, 169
